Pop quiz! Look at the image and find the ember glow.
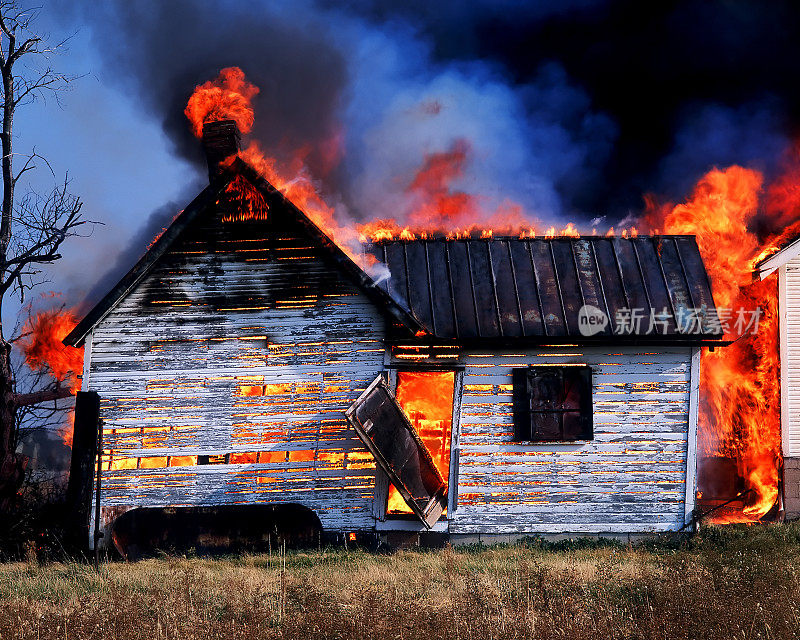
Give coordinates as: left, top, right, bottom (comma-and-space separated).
647, 166, 785, 521
388, 371, 454, 515
220, 175, 269, 223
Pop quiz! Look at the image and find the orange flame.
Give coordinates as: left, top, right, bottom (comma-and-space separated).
407, 139, 477, 229
186, 69, 643, 257
646, 166, 781, 521
19, 309, 84, 449
184, 67, 259, 138
220, 175, 269, 223
20, 309, 83, 393
238, 142, 356, 250
185, 68, 358, 254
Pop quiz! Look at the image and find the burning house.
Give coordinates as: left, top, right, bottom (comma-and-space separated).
62, 117, 729, 552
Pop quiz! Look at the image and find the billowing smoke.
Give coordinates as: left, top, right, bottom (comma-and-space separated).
55, 0, 622, 235
53, 0, 800, 249
82, 196, 200, 307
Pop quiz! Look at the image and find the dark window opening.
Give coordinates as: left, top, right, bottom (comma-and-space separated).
512, 366, 593, 442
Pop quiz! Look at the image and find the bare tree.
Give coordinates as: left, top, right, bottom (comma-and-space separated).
0, 2, 90, 512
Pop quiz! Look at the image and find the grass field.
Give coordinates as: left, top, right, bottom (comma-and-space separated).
1, 524, 800, 639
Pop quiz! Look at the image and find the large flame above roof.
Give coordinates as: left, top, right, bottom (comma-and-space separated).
646, 165, 790, 520
184, 67, 259, 138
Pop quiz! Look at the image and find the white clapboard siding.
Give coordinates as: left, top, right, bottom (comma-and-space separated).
782, 258, 800, 456
88, 210, 385, 534
391, 346, 694, 535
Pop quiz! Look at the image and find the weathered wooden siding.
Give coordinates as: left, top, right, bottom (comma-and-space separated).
781, 258, 800, 457
391, 345, 694, 534
87, 204, 384, 535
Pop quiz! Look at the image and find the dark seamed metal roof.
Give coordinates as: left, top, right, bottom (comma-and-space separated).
366, 236, 723, 342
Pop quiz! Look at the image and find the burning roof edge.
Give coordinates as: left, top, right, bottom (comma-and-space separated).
63, 156, 728, 348
62, 157, 424, 348
754, 233, 800, 280
62, 174, 225, 348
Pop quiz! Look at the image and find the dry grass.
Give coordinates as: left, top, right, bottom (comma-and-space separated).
2, 523, 800, 639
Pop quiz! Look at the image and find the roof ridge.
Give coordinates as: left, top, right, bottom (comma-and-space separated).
366, 234, 699, 244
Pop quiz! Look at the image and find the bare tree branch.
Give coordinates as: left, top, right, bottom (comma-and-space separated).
0, 2, 90, 511
13, 386, 71, 408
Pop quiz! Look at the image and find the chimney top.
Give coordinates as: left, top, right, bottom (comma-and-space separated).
202, 120, 241, 181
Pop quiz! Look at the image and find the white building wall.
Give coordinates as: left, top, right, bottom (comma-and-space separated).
781, 258, 800, 457
389, 345, 695, 535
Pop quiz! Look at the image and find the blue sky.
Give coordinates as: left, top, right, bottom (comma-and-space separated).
5, 7, 198, 330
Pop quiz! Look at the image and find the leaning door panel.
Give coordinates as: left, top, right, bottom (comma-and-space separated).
345, 376, 446, 528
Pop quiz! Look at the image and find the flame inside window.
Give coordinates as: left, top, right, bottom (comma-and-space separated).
387, 371, 455, 515
220, 175, 269, 223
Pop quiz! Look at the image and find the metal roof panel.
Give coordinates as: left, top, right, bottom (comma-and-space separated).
367, 236, 723, 342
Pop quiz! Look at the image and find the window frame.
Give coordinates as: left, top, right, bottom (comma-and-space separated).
512, 365, 593, 443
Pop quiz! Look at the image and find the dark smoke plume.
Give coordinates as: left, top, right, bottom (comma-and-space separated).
56, 0, 800, 227
56, 0, 621, 227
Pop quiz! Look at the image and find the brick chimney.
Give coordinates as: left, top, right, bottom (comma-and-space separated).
202, 120, 241, 180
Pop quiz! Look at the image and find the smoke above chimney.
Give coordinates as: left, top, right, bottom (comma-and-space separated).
202, 120, 241, 180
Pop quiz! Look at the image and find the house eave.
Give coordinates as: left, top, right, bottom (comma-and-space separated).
389, 335, 731, 349
63, 175, 232, 347
754, 235, 800, 280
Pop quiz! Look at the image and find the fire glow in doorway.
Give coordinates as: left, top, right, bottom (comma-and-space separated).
387, 371, 455, 515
